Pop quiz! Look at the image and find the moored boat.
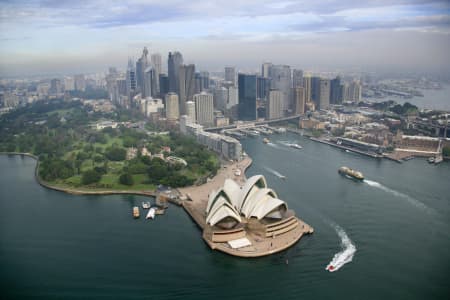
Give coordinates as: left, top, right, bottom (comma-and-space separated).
146, 207, 156, 219
263, 138, 270, 144
142, 201, 151, 209
338, 166, 364, 181
132, 206, 140, 218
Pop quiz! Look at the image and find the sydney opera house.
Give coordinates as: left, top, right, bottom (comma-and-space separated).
200, 175, 313, 257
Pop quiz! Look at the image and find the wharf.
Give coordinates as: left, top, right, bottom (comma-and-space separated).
309, 137, 383, 159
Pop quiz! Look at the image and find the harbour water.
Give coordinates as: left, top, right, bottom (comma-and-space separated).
1, 133, 450, 299
370, 83, 450, 111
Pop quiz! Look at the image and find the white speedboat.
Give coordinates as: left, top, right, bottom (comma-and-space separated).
142, 202, 151, 209
289, 143, 302, 149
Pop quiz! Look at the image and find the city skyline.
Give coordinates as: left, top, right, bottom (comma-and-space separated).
1, 0, 449, 77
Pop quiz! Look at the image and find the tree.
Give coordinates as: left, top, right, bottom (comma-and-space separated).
81, 169, 101, 185
105, 147, 126, 161
119, 173, 134, 185
443, 146, 450, 157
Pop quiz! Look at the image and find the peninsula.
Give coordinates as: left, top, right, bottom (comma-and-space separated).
180, 157, 314, 257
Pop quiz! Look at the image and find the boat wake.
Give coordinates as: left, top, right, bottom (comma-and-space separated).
266, 142, 281, 149
326, 225, 356, 272
264, 166, 286, 179
364, 180, 433, 213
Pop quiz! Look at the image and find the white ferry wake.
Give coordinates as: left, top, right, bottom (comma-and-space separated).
364, 180, 433, 213
326, 225, 356, 272
264, 166, 287, 179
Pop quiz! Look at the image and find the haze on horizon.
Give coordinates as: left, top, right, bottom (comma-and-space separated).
0, 0, 449, 77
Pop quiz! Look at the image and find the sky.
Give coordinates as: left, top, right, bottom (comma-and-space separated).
0, 0, 449, 77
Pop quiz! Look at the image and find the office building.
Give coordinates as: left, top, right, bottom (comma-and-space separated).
238, 74, 257, 121
257, 76, 270, 101
186, 101, 196, 123
292, 87, 305, 115
330, 76, 343, 104
136, 47, 149, 92
165, 92, 179, 120
269, 65, 291, 113
267, 90, 283, 120
168, 51, 183, 94
303, 76, 311, 102
293, 69, 303, 88
261, 62, 272, 78
214, 87, 228, 111
126, 59, 137, 102
151, 53, 162, 94
194, 92, 214, 127
178, 64, 196, 115
159, 74, 169, 97
225, 67, 236, 85
319, 79, 330, 110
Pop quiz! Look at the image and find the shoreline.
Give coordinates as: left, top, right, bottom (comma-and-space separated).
1, 152, 161, 198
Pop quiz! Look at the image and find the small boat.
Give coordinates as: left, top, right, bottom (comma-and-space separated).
263, 138, 270, 144
427, 157, 435, 163
289, 143, 302, 149
146, 207, 156, 219
338, 166, 364, 181
326, 265, 335, 272
132, 206, 140, 218
142, 201, 151, 209
234, 169, 241, 176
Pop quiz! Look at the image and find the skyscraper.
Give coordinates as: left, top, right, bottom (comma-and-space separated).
168, 51, 183, 94
194, 92, 214, 126
269, 65, 291, 114
159, 74, 169, 97
292, 69, 303, 88
136, 47, 149, 93
292, 87, 305, 115
310, 76, 321, 107
319, 79, 331, 110
165, 92, 179, 120
225, 67, 236, 85
303, 76, 311, 103
126, 59, 137, 103
194, 71, 209, 94
214, 87, 228, 111
261, 62, 272, 78
151, 53, 162, 95
186, 101, 196, 123
238, 73, 257, 121
330, 76, 343, 104
257, 76, 270, 101
178, 64, 195, 115
143, 66, 156, 98
267, 90, 283, 120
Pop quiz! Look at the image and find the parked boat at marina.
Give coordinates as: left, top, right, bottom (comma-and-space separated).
132, 206, 140, 218
146, 208, 156, 219
142, 202, 151, 209
263, 138, 270, 144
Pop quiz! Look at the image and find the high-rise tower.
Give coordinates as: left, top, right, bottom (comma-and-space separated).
168, 51, 183, 94
238, 73, 257, 121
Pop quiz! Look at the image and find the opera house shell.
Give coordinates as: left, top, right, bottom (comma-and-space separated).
206, 175, 288, 228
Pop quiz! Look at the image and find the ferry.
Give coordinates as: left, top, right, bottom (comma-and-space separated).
338, 166, 364, 181
132, 206, 140, 218
263, 138, 270, 144
142, 201, 151, 209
